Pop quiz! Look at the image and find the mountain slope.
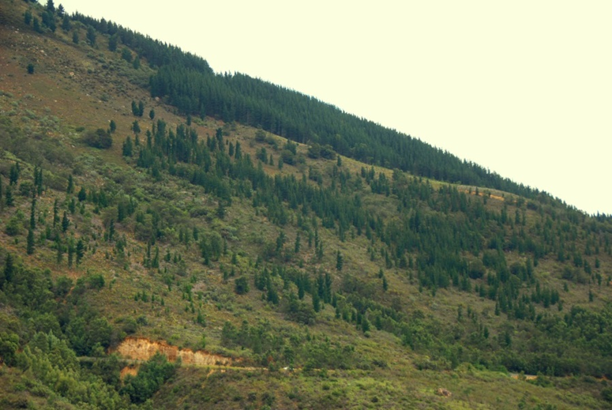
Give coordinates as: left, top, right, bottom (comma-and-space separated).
1, 1, 612, 409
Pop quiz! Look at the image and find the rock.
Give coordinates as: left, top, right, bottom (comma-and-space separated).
436, 388, 452, 397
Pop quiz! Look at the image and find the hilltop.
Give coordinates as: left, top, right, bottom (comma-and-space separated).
1, 1, 612, 409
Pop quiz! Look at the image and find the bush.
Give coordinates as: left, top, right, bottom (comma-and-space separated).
234, 276, 250, 295
121, 353, 177, 403
602, 387, 612, 402
83, 128, 112, 149
4, 215, 23, 236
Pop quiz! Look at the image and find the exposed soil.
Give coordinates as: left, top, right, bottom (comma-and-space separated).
114, 337, 234, 367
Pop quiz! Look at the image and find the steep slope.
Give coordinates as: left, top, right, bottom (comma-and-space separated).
1, 1, 612, 409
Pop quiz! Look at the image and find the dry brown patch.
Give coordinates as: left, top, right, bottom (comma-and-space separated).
113, 337, 234, 367
120, 365, 139, 379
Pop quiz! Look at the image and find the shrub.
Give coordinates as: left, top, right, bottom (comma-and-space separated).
602, 387, 612, 402
4, 215, 23, 236
83, 128, 112, 149
121, 353, 177, 403
234, 276, 250, 295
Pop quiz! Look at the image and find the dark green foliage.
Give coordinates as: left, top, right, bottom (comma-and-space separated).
121, 47, 132, 63
3, 10, 612, 408
86, 25, 96, 45
66, 174, 74, 193
65, 314, 111, 356
145, 61, 542, 200
122, 136, 133, 157
2, 253, 15, 286
78, 186, 87, 202
59, 15, 70, 31
33, 17, 41, 33
61, 211, 69, 232
27, 63, 34, 74
16, 331, 123, 407
41, 11, 56, 32
602, 388, 612, 402
0, 332, 19, 366
76, 239, 85, 265
121, 352, 177, 403
24, 9, 32, 25
26, 228, 35, 255
285, 293, 316, 325
4, 185, 13, 207
9, 162, 19, 185
234, 276, 249, 294
132, 119, 141, 134
221, 319, 355, 369
131, 100, 144, 117
45, 0, 55, 14
4, 214, 22, 236
83, 128, 112, 149
108, 33, 118, 51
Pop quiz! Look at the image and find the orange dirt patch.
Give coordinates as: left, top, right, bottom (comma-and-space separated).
120, 365, 139, 379
511, 373, 538, 381
113, 337, 234, 367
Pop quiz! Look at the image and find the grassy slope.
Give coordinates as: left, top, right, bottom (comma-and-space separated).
1, 2, 611, 409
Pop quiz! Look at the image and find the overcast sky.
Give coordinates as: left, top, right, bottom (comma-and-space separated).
57, 1, 612, 215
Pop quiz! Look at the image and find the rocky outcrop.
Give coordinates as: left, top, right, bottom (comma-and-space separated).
114, 337, 233, 367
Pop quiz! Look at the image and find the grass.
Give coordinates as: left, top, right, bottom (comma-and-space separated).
1, 2, 612, 408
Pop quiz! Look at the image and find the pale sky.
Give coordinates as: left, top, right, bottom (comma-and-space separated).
57, 1, 612, 215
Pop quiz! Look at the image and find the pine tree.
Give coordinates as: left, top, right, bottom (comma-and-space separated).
61, 15, 70, 31
3, 253, 15, 285
86, 26, 96, 46
29, 198, 36, 230
76, 239, 85, 265
67, 174, 74, 194
108, 34, 118, 51
33, 18, 42, 33
5, 186, 14, 207
26, 228, 35, 255
122, 136, 133, 157
9, 163, 19, 185
62, 211, 70, 232
78, 187, 87, 202
294, 233, 301, 253
46, 0, 55, 14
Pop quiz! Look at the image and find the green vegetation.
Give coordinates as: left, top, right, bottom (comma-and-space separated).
0, 1, 611, 408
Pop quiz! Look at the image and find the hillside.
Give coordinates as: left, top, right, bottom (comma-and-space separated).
1, 1, 612, 409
